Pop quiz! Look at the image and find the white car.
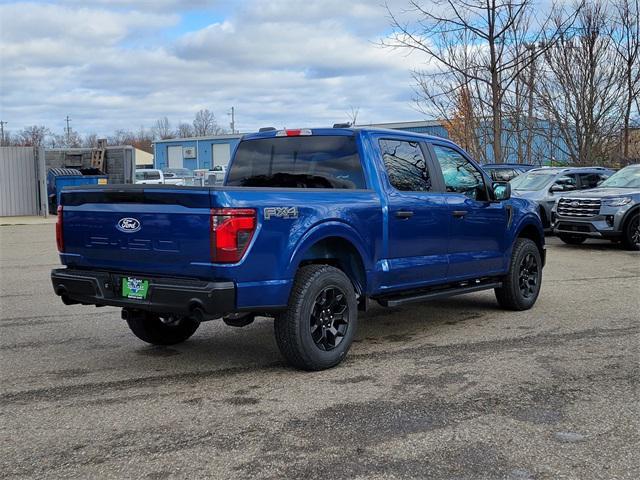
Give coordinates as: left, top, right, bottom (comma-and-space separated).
135, 169, 164, 184
162, 168, 194, 186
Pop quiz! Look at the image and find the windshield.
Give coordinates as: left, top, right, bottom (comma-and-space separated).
599, 167, 640, 188
510, 171, 557, 191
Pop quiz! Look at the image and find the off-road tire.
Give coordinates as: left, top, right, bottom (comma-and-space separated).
558, 234, 586, 245
622, 214, 640, 251
126, 312, 200, 345
495, 238, 542, 311
274, 265, 358, 371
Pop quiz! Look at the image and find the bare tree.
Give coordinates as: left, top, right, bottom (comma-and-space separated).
152, 116, 174, 140
384, 0, 580, 163
82, 133, 99, 148
193, 109, 225, 136
537, 1, 624, 165
177, 122, 194, 138
346, 106, 360, 126
613, 0, 640, 161
18, 125, 50, 147
442, 84, 483, 159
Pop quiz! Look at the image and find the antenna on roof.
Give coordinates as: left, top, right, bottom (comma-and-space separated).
333, 122, 351, 128
258, 127, 276, 132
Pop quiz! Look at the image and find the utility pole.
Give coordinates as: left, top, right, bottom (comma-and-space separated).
228, 107, 235, 134
0, 120, 6, 146
65, 115, 71, 144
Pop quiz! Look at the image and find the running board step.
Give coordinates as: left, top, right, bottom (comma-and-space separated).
377, 282, 502, 308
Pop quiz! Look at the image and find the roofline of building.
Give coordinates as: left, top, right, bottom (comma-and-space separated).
153, 133, 244, 144
360, 120, 444, 129
45, 145, 135, 151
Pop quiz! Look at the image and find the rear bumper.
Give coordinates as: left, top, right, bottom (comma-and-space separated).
51, 268, 235, 319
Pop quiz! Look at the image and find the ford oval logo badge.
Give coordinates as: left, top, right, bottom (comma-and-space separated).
116, 217, 141, 233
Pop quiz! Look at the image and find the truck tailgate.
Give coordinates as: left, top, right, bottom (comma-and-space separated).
60, 187, 213, 278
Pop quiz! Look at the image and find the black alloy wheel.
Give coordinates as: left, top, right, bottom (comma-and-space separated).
624, 215, 640, 251
518, 252, 539, 299
494, 238, 542, 310
310, 286, 349, 351
274, 264, 358, 371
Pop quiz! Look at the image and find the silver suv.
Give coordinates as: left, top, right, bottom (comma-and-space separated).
510, 167, 613, 228
552, 164, 640, 250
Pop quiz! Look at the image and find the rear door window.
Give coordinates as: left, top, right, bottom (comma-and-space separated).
379, 139, 432, 192
226, 135, 366, 189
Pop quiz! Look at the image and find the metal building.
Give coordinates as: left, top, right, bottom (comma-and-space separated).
153, 134, 243, 171
367, 120, 450, 138
0, 147, 47, 217
45, 146, 136, 184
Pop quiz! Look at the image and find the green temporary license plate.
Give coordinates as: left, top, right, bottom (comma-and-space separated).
122, 277, 150, 300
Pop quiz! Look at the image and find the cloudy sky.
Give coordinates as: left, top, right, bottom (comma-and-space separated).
0, 0, 427, 137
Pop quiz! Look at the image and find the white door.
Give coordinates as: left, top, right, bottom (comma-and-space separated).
212, 143, 230, 169
167, 146, 183, 168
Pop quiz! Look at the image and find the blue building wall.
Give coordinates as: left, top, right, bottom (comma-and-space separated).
153, 136, 242, 170
391, 124, 450, 138
390, 120, 569, 166
476, 120, 570, 165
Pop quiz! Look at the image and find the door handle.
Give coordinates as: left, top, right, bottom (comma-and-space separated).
395, 210, 414, 219
452, 210, 468, 218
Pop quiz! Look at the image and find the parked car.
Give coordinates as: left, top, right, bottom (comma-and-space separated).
509, 167, 613, 227
163, 168, 194, 186
482, 163, 536, 182
552, 164, 640, 250
209, 165, 227, 185
135, 169, 164, 184
51, 127, 545, 370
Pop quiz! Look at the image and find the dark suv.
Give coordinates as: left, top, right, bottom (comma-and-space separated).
552, 164, 640, 250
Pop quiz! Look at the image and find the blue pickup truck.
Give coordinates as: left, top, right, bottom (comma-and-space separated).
51, 127, 545, 370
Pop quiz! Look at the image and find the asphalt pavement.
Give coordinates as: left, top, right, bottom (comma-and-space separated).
1, 223, 639, 479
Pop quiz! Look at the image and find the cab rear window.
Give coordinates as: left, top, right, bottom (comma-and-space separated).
226, 136, 366, 189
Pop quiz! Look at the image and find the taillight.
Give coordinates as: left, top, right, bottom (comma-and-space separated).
56, 205, 64, 252
210, 208, 256, 263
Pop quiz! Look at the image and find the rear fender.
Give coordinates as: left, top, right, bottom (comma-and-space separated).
287, 221, 372, 292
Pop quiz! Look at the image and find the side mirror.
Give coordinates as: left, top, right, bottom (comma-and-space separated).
492, 181, 511, 201
550, 184, 563, 193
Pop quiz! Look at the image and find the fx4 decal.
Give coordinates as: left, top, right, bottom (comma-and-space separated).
264, 207, 298, 220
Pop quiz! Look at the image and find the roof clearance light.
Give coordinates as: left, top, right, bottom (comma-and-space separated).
275, 129, 312, 137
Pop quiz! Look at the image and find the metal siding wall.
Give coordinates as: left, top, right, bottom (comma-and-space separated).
0, 147, 39, 216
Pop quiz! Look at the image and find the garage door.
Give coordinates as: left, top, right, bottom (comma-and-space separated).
212, 143, 231, 169
0, 147, 42, 216
167, 146, 183, 169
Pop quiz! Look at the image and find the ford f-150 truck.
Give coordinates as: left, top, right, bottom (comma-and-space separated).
51, 127, 545, 370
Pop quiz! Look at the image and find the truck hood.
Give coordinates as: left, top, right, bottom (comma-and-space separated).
559, 187, 640, 199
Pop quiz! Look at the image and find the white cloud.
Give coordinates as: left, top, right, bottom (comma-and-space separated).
0, 0, 430, 137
